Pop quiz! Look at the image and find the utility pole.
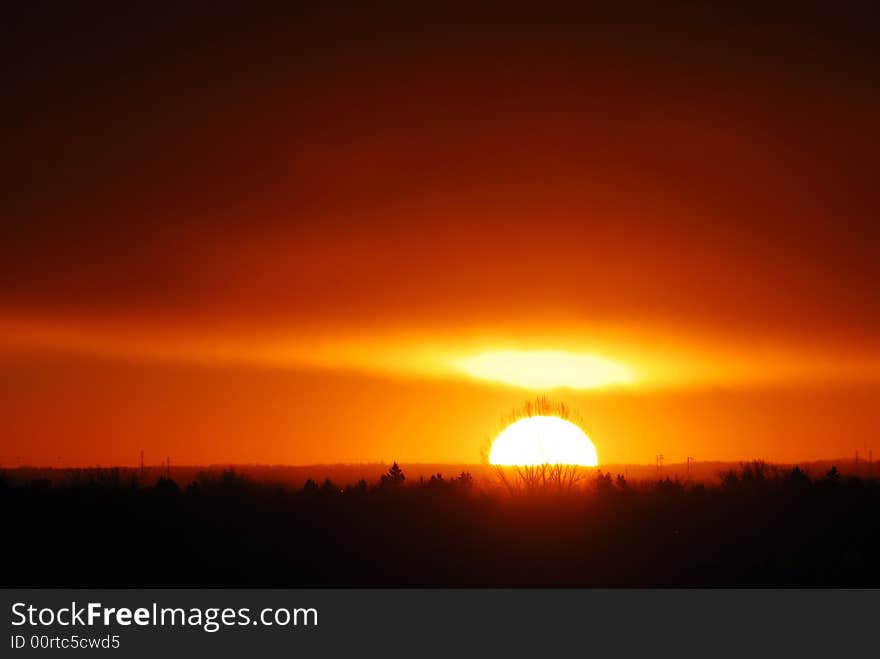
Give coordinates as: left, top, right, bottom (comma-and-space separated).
686, 456, 694, 480
656, 454, 664, 478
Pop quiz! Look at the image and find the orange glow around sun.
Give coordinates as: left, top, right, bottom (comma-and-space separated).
2, 8, 880, 470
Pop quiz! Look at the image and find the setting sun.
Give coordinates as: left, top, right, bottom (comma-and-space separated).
489, 416, 599, 466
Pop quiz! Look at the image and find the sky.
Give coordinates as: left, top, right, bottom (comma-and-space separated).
2, 3, 879, 466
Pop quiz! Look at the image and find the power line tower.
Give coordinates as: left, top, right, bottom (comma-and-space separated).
686, 456, 694, 480
140, 449, 144, 481
656, 453, 664, 478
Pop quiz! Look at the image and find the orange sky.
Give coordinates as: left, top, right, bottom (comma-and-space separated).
2, 5, 879, 466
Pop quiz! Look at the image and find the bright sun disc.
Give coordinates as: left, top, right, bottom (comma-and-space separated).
489, 416, 599, 466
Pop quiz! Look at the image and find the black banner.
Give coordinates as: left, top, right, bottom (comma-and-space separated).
3, 589, 877, 656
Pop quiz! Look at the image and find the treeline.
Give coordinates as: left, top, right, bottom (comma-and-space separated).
0, 460, 859, 495
0, 462, 474, 496
2, 462, 878, 587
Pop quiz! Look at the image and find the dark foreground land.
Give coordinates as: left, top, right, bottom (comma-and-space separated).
2, 463, 879, 587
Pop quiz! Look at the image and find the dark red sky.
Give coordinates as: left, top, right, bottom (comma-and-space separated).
2, 3, 879, 465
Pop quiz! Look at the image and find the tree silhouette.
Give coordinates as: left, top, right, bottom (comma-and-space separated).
153, 476, 180, 496
455, 471, 473, 490
494, 462, 586, 495
825, 465, 841, 484
380, 462, 406, 488
491, 397, 591, 495
786, 466, 811, 491
345, 479, 368, 496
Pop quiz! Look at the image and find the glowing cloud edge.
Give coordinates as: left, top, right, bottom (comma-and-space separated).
455, 349, 633, 390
